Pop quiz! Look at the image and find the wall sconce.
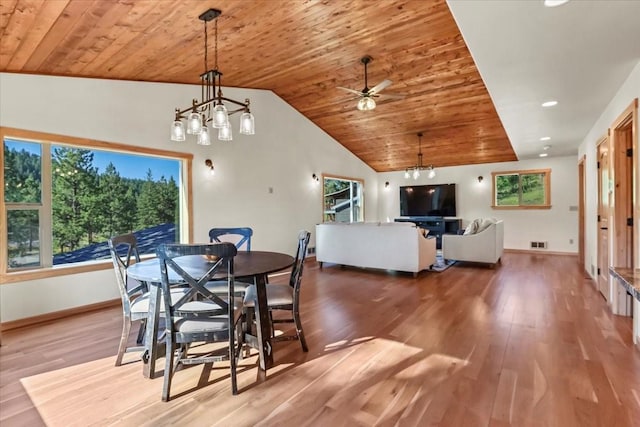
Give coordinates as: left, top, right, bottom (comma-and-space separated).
384, 181, 390, 189
205, 159, 215, 176
312, 173, 320, 184
477, 175, 483, 183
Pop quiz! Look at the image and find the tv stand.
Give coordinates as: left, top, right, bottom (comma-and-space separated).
395, 217, 461, 249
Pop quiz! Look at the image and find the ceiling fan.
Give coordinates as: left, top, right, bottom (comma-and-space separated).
338, 55, 405, 111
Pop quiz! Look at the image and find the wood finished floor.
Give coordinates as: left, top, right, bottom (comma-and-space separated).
1, 253, 639, 426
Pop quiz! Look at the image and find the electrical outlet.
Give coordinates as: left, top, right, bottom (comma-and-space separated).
569, 238, 574, 244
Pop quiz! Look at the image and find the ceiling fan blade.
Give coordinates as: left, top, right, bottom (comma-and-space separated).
368, 79, 392, 95
337, 86, 364, 96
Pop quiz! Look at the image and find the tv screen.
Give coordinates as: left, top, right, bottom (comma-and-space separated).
399, 184, 457, 217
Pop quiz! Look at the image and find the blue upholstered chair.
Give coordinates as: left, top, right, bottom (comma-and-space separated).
208, 227, 253, 251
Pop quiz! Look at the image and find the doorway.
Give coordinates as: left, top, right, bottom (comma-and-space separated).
578, 156, 586, 274
596, 135, 610, 299
607, 99, 637, 317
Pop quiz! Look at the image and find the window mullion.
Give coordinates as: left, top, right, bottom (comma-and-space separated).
41, 143, 53, 267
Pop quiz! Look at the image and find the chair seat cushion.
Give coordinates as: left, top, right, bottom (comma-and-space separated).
175, 316, 230, 334
205, 280, 253, 295
130, 288, 188, 314
243, 284, 293, 307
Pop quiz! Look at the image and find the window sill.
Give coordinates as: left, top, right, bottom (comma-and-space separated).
491, 205, 552, 210
1, 254, 156, 285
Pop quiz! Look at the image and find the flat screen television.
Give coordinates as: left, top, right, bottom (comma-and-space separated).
399, 184, 457, 217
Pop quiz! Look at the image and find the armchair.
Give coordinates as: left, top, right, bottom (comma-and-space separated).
442, 220, 503, 266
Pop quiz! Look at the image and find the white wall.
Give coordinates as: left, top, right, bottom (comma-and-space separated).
0, 73, 378, 322
378, 156, 579, 253
577, 60, 640, 280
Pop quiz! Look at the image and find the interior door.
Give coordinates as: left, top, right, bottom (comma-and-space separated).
597, 137, 610, 299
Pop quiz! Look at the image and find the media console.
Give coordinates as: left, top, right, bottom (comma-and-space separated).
395, 217, 461, 249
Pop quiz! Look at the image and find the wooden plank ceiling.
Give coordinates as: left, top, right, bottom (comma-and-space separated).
0, 0, 516, 172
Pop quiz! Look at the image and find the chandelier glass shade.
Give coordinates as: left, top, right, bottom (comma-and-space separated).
404, 132, 436, 180
170, 9, 255, 143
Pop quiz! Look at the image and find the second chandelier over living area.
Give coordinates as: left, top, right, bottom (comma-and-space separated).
170, 8, 255, 145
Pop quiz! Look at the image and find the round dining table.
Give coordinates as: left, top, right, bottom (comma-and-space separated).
127, 250, 294, 378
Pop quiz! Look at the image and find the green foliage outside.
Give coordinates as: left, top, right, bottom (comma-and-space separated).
323, 178, 362, 222
496, 173, 545, 206
4, 142, 179, 262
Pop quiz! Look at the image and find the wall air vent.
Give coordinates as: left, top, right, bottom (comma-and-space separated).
530, 241, 548, 249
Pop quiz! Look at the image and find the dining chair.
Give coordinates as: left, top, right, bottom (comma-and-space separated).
207, 227, 255, 295
209, 227, 253, 251
157, 242, 242, 401
243, 230, 311, 352
108, 234, 187, 367
108, 234, 148, 366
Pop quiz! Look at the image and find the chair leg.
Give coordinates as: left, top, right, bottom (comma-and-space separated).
135, 319, 146, 345
115, 315, 132, 366
269, 310, 275, 338
162, 333, 175, 402
292, 309, 308, 352
229, 323, 238, 395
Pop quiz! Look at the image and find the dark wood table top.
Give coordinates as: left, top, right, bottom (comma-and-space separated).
127, 250, 294, 283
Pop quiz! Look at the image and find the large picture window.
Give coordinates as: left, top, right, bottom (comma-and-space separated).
1, 127, 192, 281
322, 175, 364, 223
492, 169, 551, 209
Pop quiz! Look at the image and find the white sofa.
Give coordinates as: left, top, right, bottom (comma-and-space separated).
442, 220, 504, 266
315, 222, 437, 276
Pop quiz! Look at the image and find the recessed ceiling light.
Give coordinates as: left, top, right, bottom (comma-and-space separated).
539, 153, 549, 157
544, 0, 570, 7
543, 145, 551, 150
540, 136, 551, 141
542, 100, 558, 107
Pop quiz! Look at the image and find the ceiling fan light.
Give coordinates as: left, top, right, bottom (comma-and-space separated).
187, 112, 202, 134
543, 0, 570, 7
357, 97, 376, 111
171, 120, 185, 141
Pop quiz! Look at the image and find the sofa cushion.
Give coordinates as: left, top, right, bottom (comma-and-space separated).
463, 219, 480, 235
477, 217, 497, 233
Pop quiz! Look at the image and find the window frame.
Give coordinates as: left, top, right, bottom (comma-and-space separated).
491, 168, 551, 210
1, 127, 193, 284
321, 174, 365, 223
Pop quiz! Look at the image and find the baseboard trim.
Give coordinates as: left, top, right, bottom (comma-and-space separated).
504, 249, 578, 257
0, 298, 121, 332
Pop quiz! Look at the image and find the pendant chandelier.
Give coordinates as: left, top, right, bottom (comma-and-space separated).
404, 132, 436, 180
170, 8, 255, 145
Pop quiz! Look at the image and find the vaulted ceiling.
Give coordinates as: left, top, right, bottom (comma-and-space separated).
0, 0, 517, 171
3, 0, 640, 171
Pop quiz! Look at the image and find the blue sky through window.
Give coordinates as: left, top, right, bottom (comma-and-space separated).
5, 139, 179, 181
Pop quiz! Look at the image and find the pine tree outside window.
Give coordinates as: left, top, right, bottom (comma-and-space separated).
1, 128, 192, 279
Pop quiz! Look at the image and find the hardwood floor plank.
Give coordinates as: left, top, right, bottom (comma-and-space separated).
1, 253, 639, 426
